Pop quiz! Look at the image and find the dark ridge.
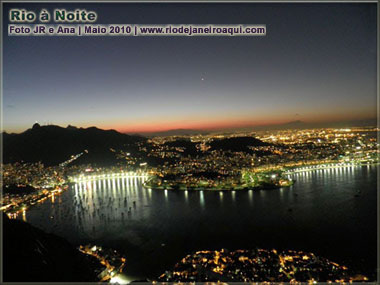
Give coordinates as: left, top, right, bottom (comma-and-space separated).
2, 213, 104, 282
2, 124, 146, 166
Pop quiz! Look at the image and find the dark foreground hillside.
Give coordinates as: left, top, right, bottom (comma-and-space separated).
3, 213, 103, 282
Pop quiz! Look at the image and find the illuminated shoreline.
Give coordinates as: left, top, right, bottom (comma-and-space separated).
4, 185, 68, 219
284, 161, 379, 175
69, 172, 151, 183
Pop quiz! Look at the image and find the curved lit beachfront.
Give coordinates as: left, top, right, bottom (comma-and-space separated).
284, 161, 376, 174
69, 172, 151, 183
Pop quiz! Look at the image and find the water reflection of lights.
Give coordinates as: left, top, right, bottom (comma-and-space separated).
248, 190, 253, 204
200, 191, 205, 208
184, 190, 188, 202
290, 165, 364, 184
73, 177, 147, 192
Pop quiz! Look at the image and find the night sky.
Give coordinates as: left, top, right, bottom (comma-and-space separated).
3, 3, 377, 133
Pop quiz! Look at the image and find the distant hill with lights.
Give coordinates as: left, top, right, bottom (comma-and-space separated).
135, 118, 377, 136
2, 124, 146, 166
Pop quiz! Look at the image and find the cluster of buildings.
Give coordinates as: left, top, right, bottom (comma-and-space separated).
2, 162, 65, 188
136, 127, 378, 189
136, 128, 378, 174
78, 244, 126, 282
158, 248, 368, 283
1, 162, 67, 216
1, 186, 64, 217
254, 128, 378, 167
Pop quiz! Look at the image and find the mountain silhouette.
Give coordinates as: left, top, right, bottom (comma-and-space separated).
3, 124, 146, 166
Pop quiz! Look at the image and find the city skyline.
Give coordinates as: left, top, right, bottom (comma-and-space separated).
3, 3, 377, 133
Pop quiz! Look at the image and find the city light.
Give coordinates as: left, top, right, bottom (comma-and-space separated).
110, 275, 130, 284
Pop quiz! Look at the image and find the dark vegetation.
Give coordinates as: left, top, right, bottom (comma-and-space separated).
209, 136, 271, 154
3, 184, 37, 195
3, 213, 104, 282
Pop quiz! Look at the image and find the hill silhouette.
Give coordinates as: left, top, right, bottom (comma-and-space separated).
209, 136, 271, 153
3, 124, 146, 166
3, 213, 104, 282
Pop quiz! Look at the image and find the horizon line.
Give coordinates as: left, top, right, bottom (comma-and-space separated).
2, 117, 377, 135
